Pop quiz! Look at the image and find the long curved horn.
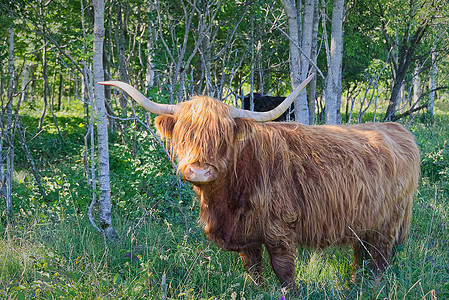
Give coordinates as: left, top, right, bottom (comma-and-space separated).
98, 81, 179, 115
229, 73, 315, 122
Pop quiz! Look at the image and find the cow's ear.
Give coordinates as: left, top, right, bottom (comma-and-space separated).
155, 115, 176, 139
234, 118, 255, 142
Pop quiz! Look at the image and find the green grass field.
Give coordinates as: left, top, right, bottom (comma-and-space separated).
0, 99, 448, 299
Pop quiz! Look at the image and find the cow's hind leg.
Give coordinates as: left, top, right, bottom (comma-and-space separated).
365, 231, 395, 277
239, 245, 264, 286
351, 242, 369, 282
266, 243, 297, 290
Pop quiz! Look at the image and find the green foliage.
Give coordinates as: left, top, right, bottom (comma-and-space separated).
412, 115, 449, 193
421, 142, 449, 182
343, 1, 387, 87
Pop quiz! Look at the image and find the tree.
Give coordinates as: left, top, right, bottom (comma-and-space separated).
93, 0, 118, 241
37, 0, 49, 130
367, 0, 446, 121
308, 1, 320, 124
4, 26, 15, 220
428, 49, 438, 119
116, 0, 130, 115
281, 0, 317, 124
324, 0, 345, 124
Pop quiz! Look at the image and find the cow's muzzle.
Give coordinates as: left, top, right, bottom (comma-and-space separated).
183, 162, 218, 184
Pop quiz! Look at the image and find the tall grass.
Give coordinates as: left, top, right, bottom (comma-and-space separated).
0, 103, 448, 299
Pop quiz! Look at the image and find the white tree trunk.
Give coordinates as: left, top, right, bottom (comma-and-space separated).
413, 64, 420, 106
400, 83, 405, 109
0, 41, 5, 200
117, 1, 129, 114
5, 27, 15, 220
202, 29, 213, 97
21, 63, 30, 103
250, 11, 255, 111
324, 0, 344, 125
281, 0, 304, 123
145, 13, 156, 92
93, 0, 118, 241
0, 133, 4, 200
308, 1, 320, 125
428, 50, 438, 117
296, 0, 316, 124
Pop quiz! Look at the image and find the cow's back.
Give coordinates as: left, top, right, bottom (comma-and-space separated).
243, 121, 420, 248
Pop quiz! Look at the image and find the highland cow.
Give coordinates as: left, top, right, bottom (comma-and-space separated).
99, 75, 420, 289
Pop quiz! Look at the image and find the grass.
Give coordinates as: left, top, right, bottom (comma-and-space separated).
0, 98, 448, 299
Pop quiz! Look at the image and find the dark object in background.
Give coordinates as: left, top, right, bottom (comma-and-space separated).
243, 93, 294, 121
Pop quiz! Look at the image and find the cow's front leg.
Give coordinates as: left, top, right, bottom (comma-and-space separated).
239, 245, 264, 286
266, 243, 297, 290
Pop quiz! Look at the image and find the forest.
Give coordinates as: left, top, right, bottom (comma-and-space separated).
0, 0, 448, 298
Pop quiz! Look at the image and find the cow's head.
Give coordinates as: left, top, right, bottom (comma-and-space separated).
99, 75, 313, 185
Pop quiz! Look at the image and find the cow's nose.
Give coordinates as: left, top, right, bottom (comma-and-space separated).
184, 162, 218, 183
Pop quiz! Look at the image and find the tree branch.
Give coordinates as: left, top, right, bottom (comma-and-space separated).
391, 86, 449, 121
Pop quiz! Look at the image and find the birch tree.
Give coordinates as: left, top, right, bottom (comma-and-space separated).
117, 0, 130, 115
308, 2, 320, 125
428, 49, 438, 119
281, 0, 304, 123
93, 0, 118, 241
4, 26, 15, 220
145, 3, 157, 93
324, 0, 345, 125
297, 0, 316, 123
280, 0, 319, 124
38, 0, 49, 130
412, 64, 420, 108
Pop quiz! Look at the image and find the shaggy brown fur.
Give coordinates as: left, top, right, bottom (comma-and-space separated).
154, 96, 420, 288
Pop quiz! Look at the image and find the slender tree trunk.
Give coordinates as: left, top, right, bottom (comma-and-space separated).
428, 50, 438, 119
250, 11, 255, 111
103, 8, 116, 131
5, 27, 15, 220
0, 58, 3, 103
400, 82, 405, 108
296, 0, 316, 124
93, 0, 118, 241
308, 0, 320, 125
145, 6, 156, 93
257, 39, 264, 95
85, 63, 101, 233
21, 63, 30, 103
412, 64, 420, 107
281, 0, 303, 122
0, 57, 3, 199
5, 140, 14, 222
38, 6, 48, 130
57, 73, 63, 110
117, 0, 129, 115
202, 27, 213, 97
0, 121, 4, 198
324, 0, 344, 125
0, 139, 4, 200
321, 0, 330, 68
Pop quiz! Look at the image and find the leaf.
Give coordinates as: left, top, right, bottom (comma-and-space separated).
113, 273, 121, 284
